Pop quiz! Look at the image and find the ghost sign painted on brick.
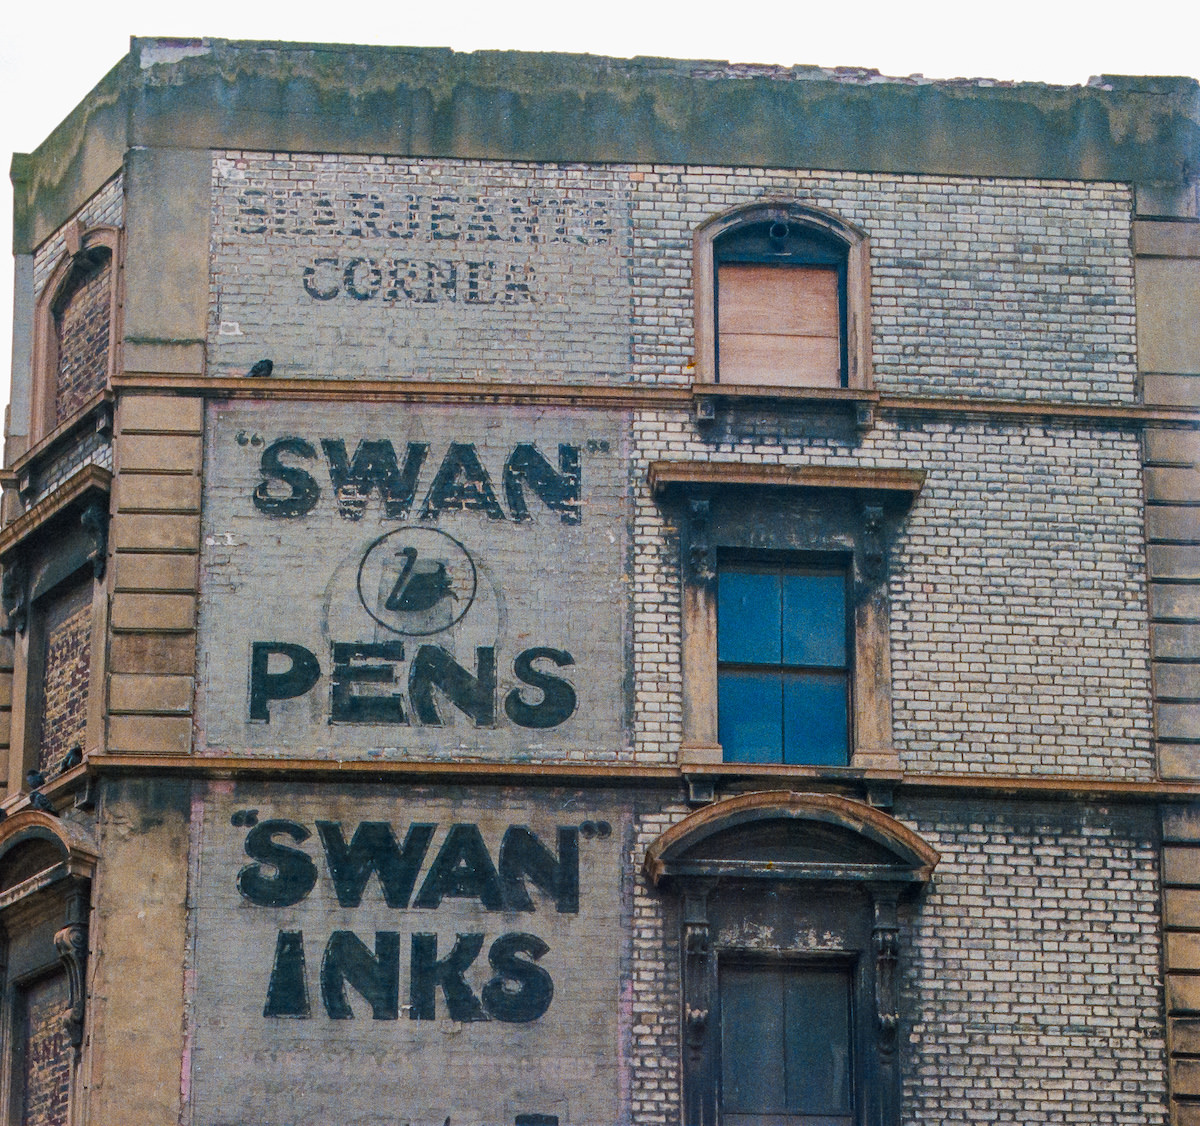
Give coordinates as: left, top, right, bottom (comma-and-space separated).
189, 785, 627, 1126
196, 402, 629, 760
208, 161, 631, 382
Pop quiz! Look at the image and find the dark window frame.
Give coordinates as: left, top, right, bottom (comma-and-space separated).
0, 466, 111, 798
0, 814, 95, 1126
643, 792, 941, 1126
648, 465, 926, 773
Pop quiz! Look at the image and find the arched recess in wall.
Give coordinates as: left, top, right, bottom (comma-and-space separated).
0, 810, 97, 1120
693, 201, 872, 391
644, 791, 937, 1126
30, 224, 122, 443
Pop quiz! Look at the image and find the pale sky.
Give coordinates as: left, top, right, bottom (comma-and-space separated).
3, 0, 1197, 412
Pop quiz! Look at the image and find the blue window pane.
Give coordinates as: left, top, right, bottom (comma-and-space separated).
718, 570, 781, 664
719, 673, 783, 762
783, 673, 848, 765
782, 572, 846, 667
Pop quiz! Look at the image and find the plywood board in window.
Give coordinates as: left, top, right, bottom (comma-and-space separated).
717, 334, 841, 386
718, 264, 840, 385
718, 264, 839, 336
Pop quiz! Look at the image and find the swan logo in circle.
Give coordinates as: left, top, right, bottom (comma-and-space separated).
356, 528, 477, 637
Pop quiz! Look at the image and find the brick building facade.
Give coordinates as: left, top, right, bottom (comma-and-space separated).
1, 37, 1199, 1126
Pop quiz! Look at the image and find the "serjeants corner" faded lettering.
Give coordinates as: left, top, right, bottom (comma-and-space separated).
236, 189, 613, 245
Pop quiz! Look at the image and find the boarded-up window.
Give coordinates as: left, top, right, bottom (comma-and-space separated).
33, 580, 92, 775
720, 963, 853, 1126
53, 252, 112, 426
16, 972, 72, 1126
713, 218, 848, 388
717, 264, 841, 386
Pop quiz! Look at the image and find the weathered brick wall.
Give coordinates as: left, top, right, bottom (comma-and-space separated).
209, 156, 631, 383
23, 428, 113, 508
631, 410, 1155, 776
630, 171, 1135, 401
188, 781, 629, 1126
210, 154, 1136, 403
35, 578, 92, 773
18, 972, 72, 1126
53, 254, 111, 424
195, 396, 1153, 774
188, 146, 1165, 1126
900, 798, 1166, 1124
628, 804, 686, 1126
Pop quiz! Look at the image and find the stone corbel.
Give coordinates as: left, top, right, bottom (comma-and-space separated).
861, 503, 885, 584
681, 882, 715, 1053
2, 558, 28, 635
872, 887, 901, 1042
54, 882, 89, 1052
81, 501, 108, 579
686, 497, 716, 585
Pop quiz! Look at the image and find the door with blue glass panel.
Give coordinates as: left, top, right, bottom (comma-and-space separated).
717, 559, 850, 764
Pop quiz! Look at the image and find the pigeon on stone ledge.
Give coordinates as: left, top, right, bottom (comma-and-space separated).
28, 791, 56, 814
61, 745, 83, 773
247, 359, 274, 378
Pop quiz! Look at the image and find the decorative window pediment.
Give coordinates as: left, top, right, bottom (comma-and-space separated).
644, 790, 938, 888
645, 792, 938, 1126
650, 464, 924, 771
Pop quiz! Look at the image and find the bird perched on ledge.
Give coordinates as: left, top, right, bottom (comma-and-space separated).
247, 359, 274, 378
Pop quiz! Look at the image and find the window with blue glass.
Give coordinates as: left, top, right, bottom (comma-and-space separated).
717, 556, 850, 765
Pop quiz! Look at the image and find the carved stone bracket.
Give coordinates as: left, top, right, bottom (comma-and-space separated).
81, 501, 109, 579
861, 503, 885, 584
872, 888, 901, 1044
2, 557, 28, 635
686, 498, 716, 585
54, 883, 89, 1052
682, 882, 715, 1054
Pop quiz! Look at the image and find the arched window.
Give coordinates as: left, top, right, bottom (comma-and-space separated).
0, 812, 97, 1126
31, 225, 121, 442
694, 204, 871, 391
644, 791, 938, 1126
